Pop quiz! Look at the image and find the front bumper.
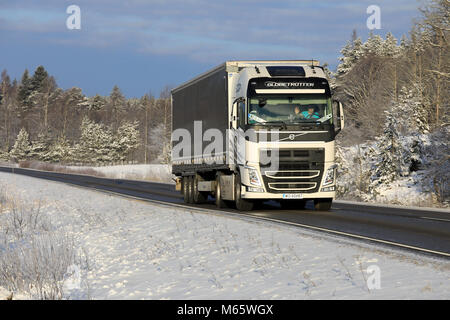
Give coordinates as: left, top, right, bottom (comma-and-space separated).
241, 189, 336, 200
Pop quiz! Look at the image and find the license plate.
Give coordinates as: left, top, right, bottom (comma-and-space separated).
282, 193, 303, 199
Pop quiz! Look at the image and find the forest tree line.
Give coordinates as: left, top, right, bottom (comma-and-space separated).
0, 67, 172, 165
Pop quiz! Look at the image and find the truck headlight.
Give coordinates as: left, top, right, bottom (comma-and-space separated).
245, 166, 262, 186
322, 165, 336, 187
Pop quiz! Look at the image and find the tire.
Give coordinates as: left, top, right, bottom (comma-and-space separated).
215, 174, 228, 208
183, 176, 190, 203
187, 176, 195, 204
314, 198, 333, 211
234, 173, 254, 211
280, 200, 306, 210
192, 175, 207, 204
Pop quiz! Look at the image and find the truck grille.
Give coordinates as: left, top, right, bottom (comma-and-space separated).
259, 148, 324, 193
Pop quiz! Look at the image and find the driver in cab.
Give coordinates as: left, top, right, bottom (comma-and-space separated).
294, 105, 320, 120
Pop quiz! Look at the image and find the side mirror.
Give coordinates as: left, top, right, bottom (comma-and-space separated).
339, 101, 345, 130
231, 97, 245, 129
332, 100, 345, 134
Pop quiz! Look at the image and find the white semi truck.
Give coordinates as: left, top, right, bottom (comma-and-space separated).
171, 60, 344, 211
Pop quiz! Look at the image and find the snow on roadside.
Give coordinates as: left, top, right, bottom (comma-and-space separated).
0, 172, 449, 300
67, 164, 174, 183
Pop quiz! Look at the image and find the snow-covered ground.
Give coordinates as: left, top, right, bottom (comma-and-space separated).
0, 172, 449, 300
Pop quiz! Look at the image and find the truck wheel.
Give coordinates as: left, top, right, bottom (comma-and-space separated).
183, 176, 190, 203
192, 175, 207, 204
280, 200, 306, 210
314, 198, 333, 211
215, 174, 228, 208
235, 173, 254, 211
188, 176, 195, 204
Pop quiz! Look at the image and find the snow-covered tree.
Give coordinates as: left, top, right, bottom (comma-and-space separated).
88, 94, 107, 111
113, 121, 141, 162
370, 109, 405, 187
10, 128, 32, 161
108, 85, 126, 130
382, 32, 401, 58
64, 87, 89, 110
395, 85, 430, 135
370, 83, 430, 189
400, 34, 410, 52
46, 136, 73, 163
336, 37, 363, 77
362, 32, 384, 56
77, 117, 115, 164
29, 132, 51, 161
0, 150, 9, 161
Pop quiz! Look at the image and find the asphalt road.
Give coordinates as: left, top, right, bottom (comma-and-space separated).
1, 166, 449, 258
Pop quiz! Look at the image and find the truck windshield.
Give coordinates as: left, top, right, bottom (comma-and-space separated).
247, 94, 333, 125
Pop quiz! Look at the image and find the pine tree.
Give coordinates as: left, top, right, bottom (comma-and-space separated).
400, 34, 410, 52
109, 85, 126, 130
113, 121, 141, 162
336, 35, 363, 77
10, 128, 32, 161
370, 110, 404, 186
336, 40, 354, 76
17, 70, 33, 125
78, 117, 114, 164
29, 132, 51, 161
382, 32, 401, 57
362, 32, 384, 56
88, 94, 106, 111
30, 65, 49, 92
395, 85, 430, 135
370, 83, 429, 189
65, 87, 89, 110
46, 136, 73, 163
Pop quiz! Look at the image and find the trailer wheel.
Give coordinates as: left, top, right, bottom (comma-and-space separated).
215, 174, 228, 208
234, 173, 254, 211
183, 176, 190, 203
192, 175, 207, 204
314, 198, 333, 211
187, 176, 195, 204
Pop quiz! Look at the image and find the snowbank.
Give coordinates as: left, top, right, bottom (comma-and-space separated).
13, 161, 175, 184
84, 164, 174, 184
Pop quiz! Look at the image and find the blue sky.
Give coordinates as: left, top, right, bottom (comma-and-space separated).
0, 0, 423, 98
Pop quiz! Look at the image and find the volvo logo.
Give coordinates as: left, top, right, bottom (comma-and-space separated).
275, 132, 310, 142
